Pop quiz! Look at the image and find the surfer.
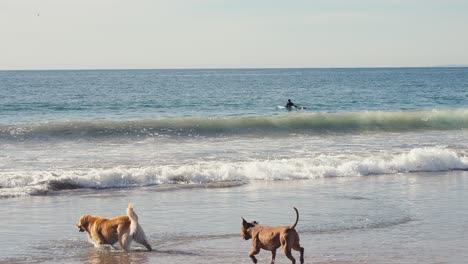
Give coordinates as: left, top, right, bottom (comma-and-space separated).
285, 99, 297, 111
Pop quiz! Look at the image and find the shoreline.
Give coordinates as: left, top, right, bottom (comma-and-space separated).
1, 172, 467, 263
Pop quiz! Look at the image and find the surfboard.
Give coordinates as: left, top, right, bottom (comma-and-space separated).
277, 105, 306, 110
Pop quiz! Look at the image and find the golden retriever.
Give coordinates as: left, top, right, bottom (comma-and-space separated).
76, 203, 152, 251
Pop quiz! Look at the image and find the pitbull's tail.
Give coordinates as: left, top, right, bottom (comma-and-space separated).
290, 207, 299, 229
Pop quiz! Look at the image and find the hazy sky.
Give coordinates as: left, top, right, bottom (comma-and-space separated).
1, 0, 467, 70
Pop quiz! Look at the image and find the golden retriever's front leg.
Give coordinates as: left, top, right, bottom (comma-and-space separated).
90, 231, 106, 245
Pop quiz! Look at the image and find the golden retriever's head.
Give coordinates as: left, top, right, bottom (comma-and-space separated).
76, 215, 91, 232
241, 217, 258, 240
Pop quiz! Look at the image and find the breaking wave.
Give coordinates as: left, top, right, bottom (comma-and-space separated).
1, 147, 467, 198
1, 109, 468, 140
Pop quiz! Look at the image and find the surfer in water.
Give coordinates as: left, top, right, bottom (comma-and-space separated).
285, 99, 297, 111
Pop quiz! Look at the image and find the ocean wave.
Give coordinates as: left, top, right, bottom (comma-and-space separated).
1, 109, 468, 140
1, 147, 467, 198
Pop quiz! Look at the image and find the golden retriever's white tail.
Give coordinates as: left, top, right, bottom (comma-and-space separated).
127, 203, 138, 228
126, 203, 152, 251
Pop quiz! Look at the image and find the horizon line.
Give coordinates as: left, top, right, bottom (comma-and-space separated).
1, 65, 467, 72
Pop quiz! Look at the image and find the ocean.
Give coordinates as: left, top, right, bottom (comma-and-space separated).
1, 68, 468, 263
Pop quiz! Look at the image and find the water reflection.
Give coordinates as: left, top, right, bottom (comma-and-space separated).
84, 249, 149, 264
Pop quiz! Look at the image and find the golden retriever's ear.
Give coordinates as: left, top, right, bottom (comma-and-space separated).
81, 215, 90, 223
77, 215, 89, 227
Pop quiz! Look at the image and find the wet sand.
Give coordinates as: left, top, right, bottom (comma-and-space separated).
1, 172, 468, 263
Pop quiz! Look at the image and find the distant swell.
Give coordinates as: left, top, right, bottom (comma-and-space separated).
1, 109, 468, 140
1, 147, 467, 198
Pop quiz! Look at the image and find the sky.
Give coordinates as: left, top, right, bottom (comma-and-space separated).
1, 0, 467, 70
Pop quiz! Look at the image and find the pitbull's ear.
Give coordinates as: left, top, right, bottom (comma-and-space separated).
241, 217, 247, 224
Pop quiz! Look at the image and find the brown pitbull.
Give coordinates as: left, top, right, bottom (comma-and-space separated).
241, 207, 304, 264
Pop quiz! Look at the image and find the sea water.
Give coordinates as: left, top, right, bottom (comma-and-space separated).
0, 68, 468, 263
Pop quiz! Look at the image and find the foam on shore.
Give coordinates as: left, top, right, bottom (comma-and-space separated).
1, 147, 467, 198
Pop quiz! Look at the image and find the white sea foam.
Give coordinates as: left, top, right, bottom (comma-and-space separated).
1, 147, 467, 198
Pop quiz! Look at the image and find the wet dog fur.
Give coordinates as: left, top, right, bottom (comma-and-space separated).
76, 203, 152, 251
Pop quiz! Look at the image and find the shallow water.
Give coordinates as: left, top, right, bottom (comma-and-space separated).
1, 171, 467, 263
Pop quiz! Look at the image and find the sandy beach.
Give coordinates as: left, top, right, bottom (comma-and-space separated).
1, 171, 467, 263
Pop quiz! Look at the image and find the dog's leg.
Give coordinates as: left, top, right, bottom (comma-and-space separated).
283, 245, 296, 264
117, 224, 131, 252
248, 247, 260, 264
134, 236, 152, 251
300, 247, 304, 264
270, 249, 276, 264
95, 231, 107, 245
293, 243, 304, 264
119, 232, 131, 252
132, 224, 152, 251
141, 240, 152, 251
